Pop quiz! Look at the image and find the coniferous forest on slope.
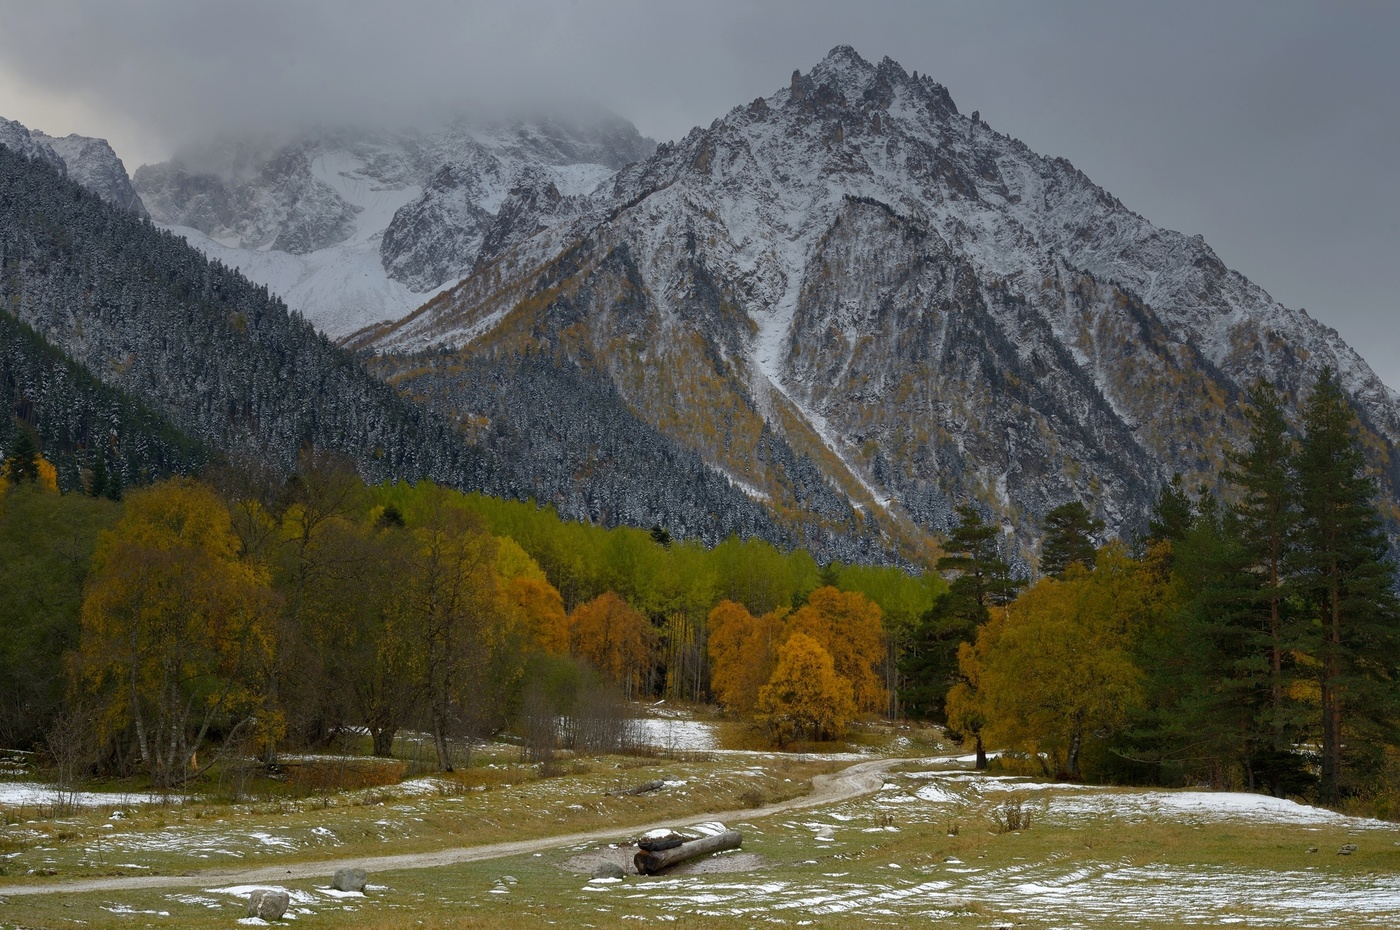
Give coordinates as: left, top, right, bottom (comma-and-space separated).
0, 144, 813, 555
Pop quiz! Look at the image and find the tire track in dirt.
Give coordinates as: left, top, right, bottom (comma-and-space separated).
0, 757, 908, 897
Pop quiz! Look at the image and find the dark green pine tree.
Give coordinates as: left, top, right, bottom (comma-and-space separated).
88, 447, 108, 499
902, 505, 1023, 766
937, 504, 1021, 608
4, 429, 40, 484
1223, 380, 1309, 794
1040, 500, 1104, 578
1293, 368, 1400, 805
1124, 492, 1260, 788
1147, 473, 1195, 548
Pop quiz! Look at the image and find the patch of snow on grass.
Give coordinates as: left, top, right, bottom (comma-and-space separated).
1047, 789, 1392, 829
0, 782, 182, 808
209, 885, 319, 907
629, 717, 718, 751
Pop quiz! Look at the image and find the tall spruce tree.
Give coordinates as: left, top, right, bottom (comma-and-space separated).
4, 429, 40, 484
1147, 473, 1195, 549
902, 505, 1022, 766
1223, 380, 1308, 793
1118, 490, 1259, 789
1040, 500, 1104, 578
1293, 368, 1400, 804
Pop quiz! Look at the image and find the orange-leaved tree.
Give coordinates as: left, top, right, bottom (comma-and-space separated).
569, 591, 656, 700
78, 478, 280, 787
707, 599, 787, 715
785, 586, 887, 714
754, 632, 856, 745
495, 536, 568, 655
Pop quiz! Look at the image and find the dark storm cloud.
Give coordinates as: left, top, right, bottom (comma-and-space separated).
1, 0, 1396, 388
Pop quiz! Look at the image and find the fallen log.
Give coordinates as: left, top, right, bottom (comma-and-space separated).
634, 830, 741, 875
637, 830, 685, 852
609, 779, 665, 797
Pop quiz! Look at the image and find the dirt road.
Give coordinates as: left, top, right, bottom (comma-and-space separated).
0, 757, 906, 897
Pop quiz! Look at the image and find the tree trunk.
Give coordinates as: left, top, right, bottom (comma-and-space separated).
974, 733, 987, 770
371, 727, 396, 758
432, 711, 454, 773
1320, 582, 1343, 805
634, 830, 741, 875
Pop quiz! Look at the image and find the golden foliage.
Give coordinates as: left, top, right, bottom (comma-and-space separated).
503, 576, 569, 656
957, 544, 1163, 778
77, 478, 280, 787
755, 632, 856, 745
784, 586, 887, 713
0, 453, 58, 496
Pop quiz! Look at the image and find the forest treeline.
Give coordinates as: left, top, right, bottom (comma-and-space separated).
2, 370, 1396, 811
914, 372, 1400, 809
0, 431, 938, 788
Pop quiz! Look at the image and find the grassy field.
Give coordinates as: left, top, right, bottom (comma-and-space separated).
1, 721, 1397, 929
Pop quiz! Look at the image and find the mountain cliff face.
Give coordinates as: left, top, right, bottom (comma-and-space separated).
0, 117, 145, 215
133, 115, 655, 336
361, 47, 1400, 560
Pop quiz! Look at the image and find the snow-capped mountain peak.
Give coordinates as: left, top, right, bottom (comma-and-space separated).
133, 115, 655, 337
359, 46, 1400, 557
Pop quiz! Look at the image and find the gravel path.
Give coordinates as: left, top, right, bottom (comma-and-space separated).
0, 757, 905, 897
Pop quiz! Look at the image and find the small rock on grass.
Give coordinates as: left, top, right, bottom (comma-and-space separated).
591, 862, 626, 880
1338, 844, 1358, 856
247, 889, 289, 920
333, 867, 367, 892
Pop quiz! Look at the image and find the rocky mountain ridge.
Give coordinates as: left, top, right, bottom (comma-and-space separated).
0, 142, 800, 552
360, 47, 1400, 559
0, 117, 145, 215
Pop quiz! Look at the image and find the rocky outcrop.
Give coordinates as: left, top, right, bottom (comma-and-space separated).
1, 117, 145, 215
32, 131, 147, 216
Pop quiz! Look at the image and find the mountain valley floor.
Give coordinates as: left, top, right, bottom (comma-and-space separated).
1, 709, 1397, 929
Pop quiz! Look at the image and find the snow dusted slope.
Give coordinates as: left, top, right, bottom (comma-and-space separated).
0, 117, 66, 170
159, 147, 449, 337
135, 117, 654, 338
365, 48, 1400, 555
0, 117, 144, 215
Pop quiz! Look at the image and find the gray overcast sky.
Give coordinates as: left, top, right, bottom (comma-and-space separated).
1, 0, 1397, 391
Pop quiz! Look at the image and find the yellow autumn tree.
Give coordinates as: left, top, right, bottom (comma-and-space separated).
785, 586, 887, 714
754, 632, 856, 745
960, 544, 1161, 779
707, 599, 787, 715
503, 576, 569, 656
569, 591, 656, 699
495, 535, 548, 583
78, 478, 280, 787
0, 450, 58, 496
